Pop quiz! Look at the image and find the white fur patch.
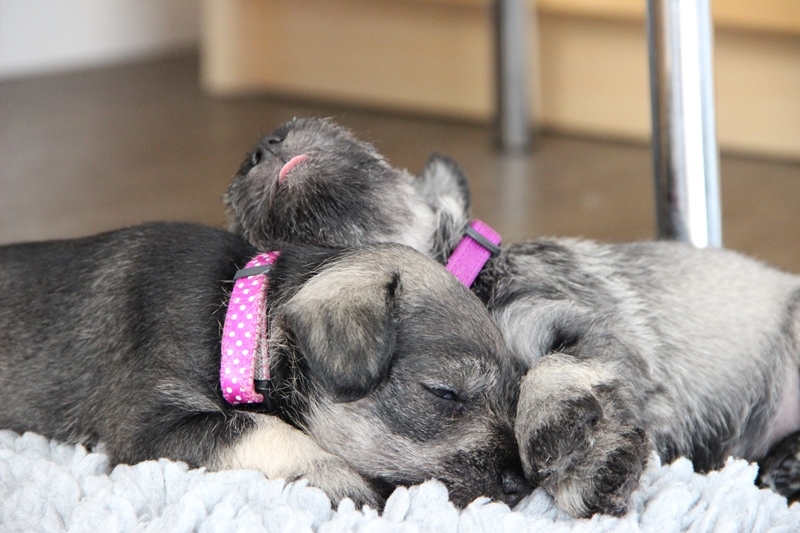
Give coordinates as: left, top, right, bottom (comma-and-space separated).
217, 414, 330, 480
391, 194, 437, 255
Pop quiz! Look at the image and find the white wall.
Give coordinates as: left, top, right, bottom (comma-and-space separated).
0, 0, 199, 79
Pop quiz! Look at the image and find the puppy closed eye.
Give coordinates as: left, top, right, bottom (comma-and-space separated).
423, 384, 463, 403
424, 384, 468, 418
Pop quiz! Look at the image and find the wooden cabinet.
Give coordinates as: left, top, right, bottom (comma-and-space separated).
201, 0, 800, 159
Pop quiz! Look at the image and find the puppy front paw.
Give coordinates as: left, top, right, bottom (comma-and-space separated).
299, 454, 384, 509
220, 414, 382, 509
543, 422, 647, 517
758, 429, 800, 502
517, 391, 649, 517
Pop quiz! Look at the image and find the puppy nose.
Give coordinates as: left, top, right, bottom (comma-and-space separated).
500, 466, 531, 507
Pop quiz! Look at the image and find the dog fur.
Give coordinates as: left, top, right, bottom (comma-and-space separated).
225, 117, 800, 517
0, 222, 529, 509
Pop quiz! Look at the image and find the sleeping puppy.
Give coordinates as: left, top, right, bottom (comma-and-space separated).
0, 222, 529, 509
225, 117, 800, 517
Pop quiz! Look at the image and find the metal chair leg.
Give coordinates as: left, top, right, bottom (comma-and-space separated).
648, 0, 722, 247
494, 0, 531, 153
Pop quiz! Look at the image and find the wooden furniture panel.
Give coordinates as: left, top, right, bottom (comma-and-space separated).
201, 0, 800, 158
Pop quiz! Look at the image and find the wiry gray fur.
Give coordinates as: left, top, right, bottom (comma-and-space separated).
225, 117, 800, 517
0, 223, 529, 509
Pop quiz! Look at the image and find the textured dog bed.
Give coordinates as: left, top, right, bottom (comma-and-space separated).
1, 430, 798, 532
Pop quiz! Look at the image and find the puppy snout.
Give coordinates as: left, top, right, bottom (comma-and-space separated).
500, 464, 531, 507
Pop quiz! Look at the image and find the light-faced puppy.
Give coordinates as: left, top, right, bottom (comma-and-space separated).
226, 117, 800, 517
0, 222, 529, 509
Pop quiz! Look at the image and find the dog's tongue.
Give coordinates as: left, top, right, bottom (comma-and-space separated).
279, 154, 310, 182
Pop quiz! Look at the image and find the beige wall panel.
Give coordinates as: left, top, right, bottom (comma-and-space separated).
537, 14, 651, 140
538, 16, 800, 159
537, 0, 800, 35
201, 0, 800, 158
202, 0, 493, 118
714, 29, 800, 157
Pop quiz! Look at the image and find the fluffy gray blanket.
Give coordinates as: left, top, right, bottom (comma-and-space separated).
1, 430, 798, 532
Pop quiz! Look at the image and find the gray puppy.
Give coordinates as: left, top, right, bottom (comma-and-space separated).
226, 117, 800, 517
0, 222, 529, 509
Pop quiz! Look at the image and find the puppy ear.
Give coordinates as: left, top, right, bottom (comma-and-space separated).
415, 154, 473, 263
415, 153, 471, 213
282, 267, 399, 402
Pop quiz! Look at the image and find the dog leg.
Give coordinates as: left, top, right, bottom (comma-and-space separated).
217, 414, 381, 508
515, 352, 649, 517
758, 429, 800, 503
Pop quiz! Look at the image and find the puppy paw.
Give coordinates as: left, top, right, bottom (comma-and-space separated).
299, 454, 384, 509
547, 422, 647, 517
517, 391, 648, 517
220, 414, 383, 509
758, 429, 800, 502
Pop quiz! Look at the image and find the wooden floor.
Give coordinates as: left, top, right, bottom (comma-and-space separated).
2, 54, 799, 272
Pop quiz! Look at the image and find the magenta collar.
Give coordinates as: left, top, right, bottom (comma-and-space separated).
221, 251, 280, 407
445, 220, 501, 287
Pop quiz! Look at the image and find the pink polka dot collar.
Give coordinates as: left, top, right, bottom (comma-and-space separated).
220, 251, 280, 406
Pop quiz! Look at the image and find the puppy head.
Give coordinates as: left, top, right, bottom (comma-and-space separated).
270, 244, 529, 507
224, 117, 472, 262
